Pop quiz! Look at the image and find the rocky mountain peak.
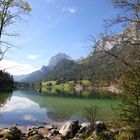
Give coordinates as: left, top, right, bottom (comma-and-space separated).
48, 53, 72, 68
41, 65, 47, 71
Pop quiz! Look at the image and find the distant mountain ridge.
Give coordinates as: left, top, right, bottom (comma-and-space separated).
14, 74, 27, 82
20, 66, 49, 83
18, 53, 72, 83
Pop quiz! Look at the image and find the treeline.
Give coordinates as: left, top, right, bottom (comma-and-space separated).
0, 70, 14, 92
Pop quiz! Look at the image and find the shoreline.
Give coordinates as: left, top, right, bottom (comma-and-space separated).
0, 121, 65, 131
0, 120, 122, 140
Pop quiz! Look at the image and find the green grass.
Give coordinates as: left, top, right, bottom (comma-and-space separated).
81, 80, 91, 86
42, 80, 75, 92
42, 81, 56, 86
67, 81, 75, 84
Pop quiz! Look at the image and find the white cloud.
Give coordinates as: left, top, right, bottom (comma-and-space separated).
62, 7, 76, 14
47, 16, 52, 20
27, 54, 41, 60
0, 60, 39, 75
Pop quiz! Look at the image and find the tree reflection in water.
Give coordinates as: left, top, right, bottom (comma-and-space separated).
0, 92, 12, 119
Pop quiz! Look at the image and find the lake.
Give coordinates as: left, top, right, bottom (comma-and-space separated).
0, 90, 117, 127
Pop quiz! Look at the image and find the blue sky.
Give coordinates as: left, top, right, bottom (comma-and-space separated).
0, 0, 119, 75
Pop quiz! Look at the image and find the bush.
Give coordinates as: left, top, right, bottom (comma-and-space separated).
47, 82, 52, 86
82, 104, 98, 128
116, 128, 136, 140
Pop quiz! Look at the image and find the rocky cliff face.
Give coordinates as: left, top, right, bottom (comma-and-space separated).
48, 53, 72, 69
94, 23, 140, 53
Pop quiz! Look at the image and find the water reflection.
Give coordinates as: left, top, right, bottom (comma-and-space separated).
2, 96, 38, 112
0, 92, 12, 107
0, 90, 117, 126
0, 91, 52, 126
40, 89, 116, 99
22, 90, 117, 122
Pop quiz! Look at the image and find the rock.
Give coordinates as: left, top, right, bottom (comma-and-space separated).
48, 134, 62, 140
0, 129, 10, 139
92, 130, 115, 140
0, 121, 118, 140
73, 133, 86, 140
74, 123, 92, 140
81, 122, 90, 128
0, 128, 11, 134
0, 134, 3, 138
79, 123, 91, 133
27, 129, 38, 137
47, 129, 59, 137
94, 121, 107, 134
45, 125, 54, 131
59, 120, 80, 138
0, 127, 21, 140
38, 128, 49, 138
28, 134, 44, 140
37, 126, 44, 129
109, 128, 120, 135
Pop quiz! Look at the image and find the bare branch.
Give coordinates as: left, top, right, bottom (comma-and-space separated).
0, 0, 31, 61
0, 46, 10, 61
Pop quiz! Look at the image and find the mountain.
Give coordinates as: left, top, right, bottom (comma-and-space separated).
21, 66, 49, 83
20, 53, 72, 83
13, 74, 27, 82
48, 53, 72, 69
44, 58, 77, 82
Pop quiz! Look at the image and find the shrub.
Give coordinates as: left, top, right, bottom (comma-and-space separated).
82, 104, 98, 128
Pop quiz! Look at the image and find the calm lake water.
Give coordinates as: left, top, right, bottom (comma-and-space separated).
0, 90, 117, 127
